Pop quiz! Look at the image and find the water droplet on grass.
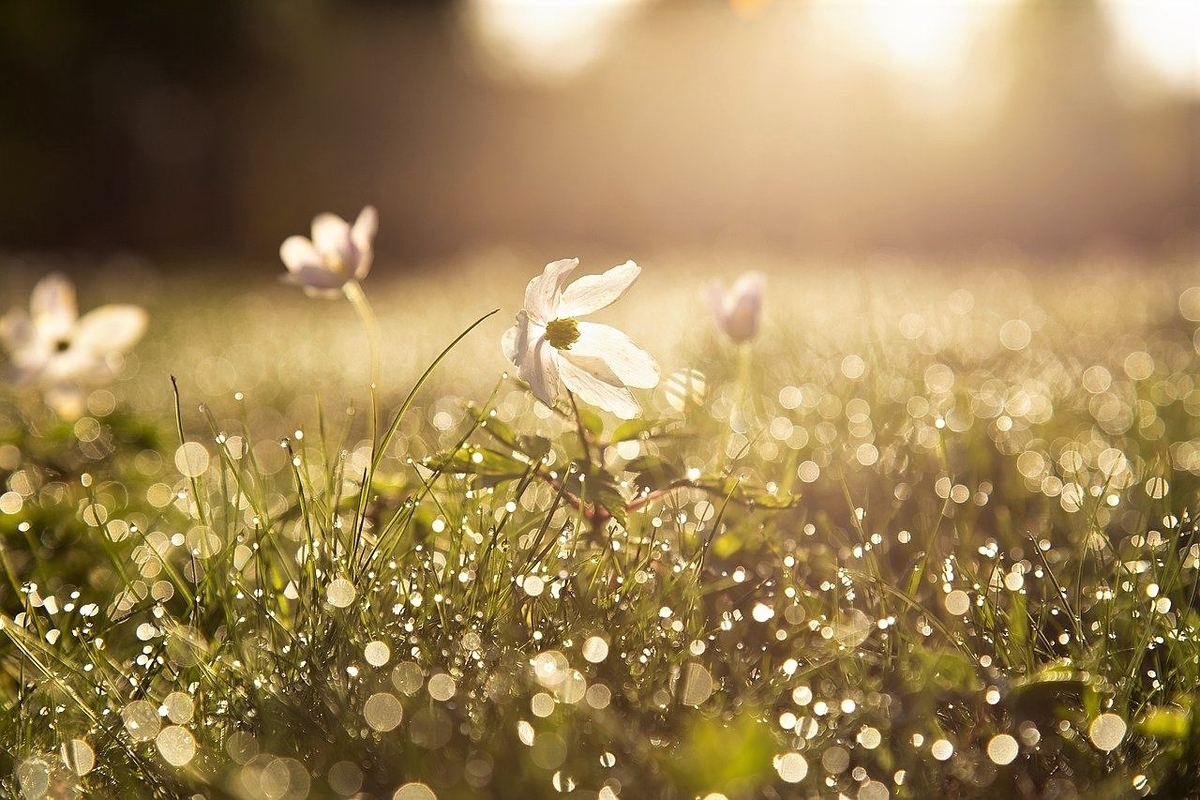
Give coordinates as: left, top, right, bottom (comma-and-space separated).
63, 739, 94, 776
326, 578, 355, 608
364, 640, 391, 667
156, 725, 197, 766
364, 692, 404, 732
163, 692, 194, 724
582, 635, 609, 663
328, 761, 363, 796
680, 663, 713, 706
175, 442, 210, 478
122, 699, 161, 741
1089, 713, 1127, 752
428, 673, 456, 701
775, 752, 808, 783
944, 590, 970, 615
987, 734, 1019, 765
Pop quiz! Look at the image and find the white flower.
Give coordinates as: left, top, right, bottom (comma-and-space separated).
707, 271, 765, 344
0, 274, 148, 416
502, 258, 660, 419
279, 205, 378, 297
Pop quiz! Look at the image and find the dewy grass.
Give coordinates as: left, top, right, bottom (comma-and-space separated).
0, 256, 1199, 798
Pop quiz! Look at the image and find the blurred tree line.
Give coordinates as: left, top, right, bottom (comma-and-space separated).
0, 0, 1195, 264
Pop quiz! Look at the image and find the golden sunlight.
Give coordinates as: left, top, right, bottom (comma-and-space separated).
1105, 0, 1200, 93
840, 0, 993, 72
461, 0, 645, 83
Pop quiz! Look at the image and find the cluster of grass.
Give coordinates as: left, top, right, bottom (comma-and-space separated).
1, 257, 1199, 798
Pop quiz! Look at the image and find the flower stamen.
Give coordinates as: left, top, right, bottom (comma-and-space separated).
545, 318, 581, 350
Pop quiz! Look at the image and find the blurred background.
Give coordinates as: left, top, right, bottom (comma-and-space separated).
0, 0, 1196, 271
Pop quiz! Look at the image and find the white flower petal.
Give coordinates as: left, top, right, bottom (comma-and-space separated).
279, 236, 323, 274
571, 322, 659, 389
31, 274, 77, 344
0, 308, 33, 356
501, 310, 530, 365
523, 258, 579, 323
310, 212, 350, 251
557, 260, 641, 318
504, 311, 558, 406
351, 205, 378, 280
311, 212, 358, 275
351, 206, 378, 249
73, 305, 148, 357
556, 353, 640, 419
521, 340, 560, 408
44, 348, 106, 385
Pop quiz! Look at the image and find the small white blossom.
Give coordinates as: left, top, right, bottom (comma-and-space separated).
707, 271, 765, 344
279, 206, 378, 297
502, 258, 659, 419
0, 274, 147, 416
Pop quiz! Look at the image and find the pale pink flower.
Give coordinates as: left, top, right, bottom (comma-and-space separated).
279, 206, 378, 297
707, 271, 765, 344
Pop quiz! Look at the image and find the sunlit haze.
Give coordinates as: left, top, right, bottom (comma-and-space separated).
464, 0, 1198, 95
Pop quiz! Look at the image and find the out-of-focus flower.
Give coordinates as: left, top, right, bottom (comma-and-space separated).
279, 206, 378, 297
0, 274, 148, 416
502, 258, 659, 419
707, 271, 765, 344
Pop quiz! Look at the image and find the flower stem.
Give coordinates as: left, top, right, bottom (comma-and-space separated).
565, 390, 605, 542
342, 279, 381, 446
733, 341, 753, 432
565, 390, 594, 467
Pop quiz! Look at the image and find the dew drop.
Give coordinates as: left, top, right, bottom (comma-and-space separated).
174, 442, 210, 478
63, 739, 94, 776
680, 663, 713, 706
857, 726, 882, 749
987, 734, 1019, 765
944, 590, 970, 616
364, 693, 404, 732
775, 752, 808, 783
428, 673, 457, 701
326, 578, 356, 608
582, 636, 609, 663
1088, 713, 1127, 752
393, 783, 437, 800
328, 761, 364, 796
122, 699, 162, 741
156, 725, 197, 766
365, 640, 391, 667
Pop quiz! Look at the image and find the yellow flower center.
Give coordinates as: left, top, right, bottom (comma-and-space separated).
545, 318, 580, 350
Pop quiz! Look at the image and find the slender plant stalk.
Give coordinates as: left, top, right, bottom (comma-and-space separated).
342, 278, 382, 446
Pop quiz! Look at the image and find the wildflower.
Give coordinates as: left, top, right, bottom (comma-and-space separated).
0, 274, 147, 416
279, 205, 378, 297
502, 258, 659, 419
707, 271, 765, 343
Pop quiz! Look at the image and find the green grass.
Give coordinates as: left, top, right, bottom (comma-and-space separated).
1, 254, 1199, 798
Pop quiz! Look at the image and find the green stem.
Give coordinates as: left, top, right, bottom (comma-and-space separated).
734, 341, 753, 431
565, 390, 605, 542
565, 390, 594, 466
342, 279, 381, 446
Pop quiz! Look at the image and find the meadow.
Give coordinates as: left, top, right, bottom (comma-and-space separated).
1, 244, 1199, 799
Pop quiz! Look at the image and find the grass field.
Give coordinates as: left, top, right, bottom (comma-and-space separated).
2, 251, 1199, 798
